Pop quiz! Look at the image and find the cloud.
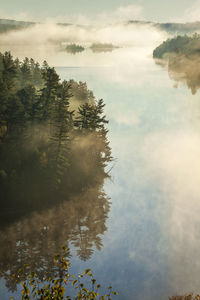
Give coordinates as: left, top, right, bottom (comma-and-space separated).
32, 4, 144, 25
98, 4, 144, 24
142, 129, 200, 293
0, 9, 36, 22
0, 22, 155, 46
143, 130, 200, 196
176, 0, 200, 22
113, 112, 140, 126
0, 4, 144, 25
129, 250, 136, 261
48, 4, 144, 25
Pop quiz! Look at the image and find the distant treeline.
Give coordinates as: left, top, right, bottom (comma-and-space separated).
65, 43, 85, 54
155, 22, 200, 35
2, 17, 200, 36
0, 52, 112, 218
0, 19, 34, 34
0, 19, 72, 35
128, 20, 200, 35
153, 34, 200, 59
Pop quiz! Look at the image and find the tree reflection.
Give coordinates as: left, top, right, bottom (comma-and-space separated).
0, 53, 112, 293
0, 184, 111, 292
155, 53, 200, 95
0, 102, 112, 292
0, 116, 112, 291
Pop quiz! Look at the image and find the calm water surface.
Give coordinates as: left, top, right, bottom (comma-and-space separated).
1, 45, 200, 300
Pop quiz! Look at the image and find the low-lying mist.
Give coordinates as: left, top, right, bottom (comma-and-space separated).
142, 128, 200, 295
0, 22, 167, 59
156, 53, 200, 94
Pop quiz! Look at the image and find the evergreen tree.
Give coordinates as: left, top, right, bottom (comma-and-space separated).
40, 67, 60, 121
75, 99, 108, 130
20, 57, 32, 88
49, 80, 73, 188
0, 51, 112, 217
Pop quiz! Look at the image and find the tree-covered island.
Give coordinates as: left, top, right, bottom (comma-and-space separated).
153, 34, 200, 94
65, 43, 85, 54
153, 34, 200, 59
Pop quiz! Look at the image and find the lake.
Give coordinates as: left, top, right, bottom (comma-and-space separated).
1, 39, 200, 300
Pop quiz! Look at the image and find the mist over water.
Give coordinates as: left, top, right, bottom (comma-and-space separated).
0, 22, 166, 65
1, 22, 200, 300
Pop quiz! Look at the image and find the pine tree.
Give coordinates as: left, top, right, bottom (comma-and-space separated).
49, 80, 73, 188
40, 67, 60, 121
75, 99, 108, 130
0, 52, 18, 133
20, 57, 32, 88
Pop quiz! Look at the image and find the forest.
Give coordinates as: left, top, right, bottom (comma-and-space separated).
153, 33, 200, 59
0, 52, 112, 224
62, 43, 118, 54
153, 34, 200, 94
65, 44, 85, 54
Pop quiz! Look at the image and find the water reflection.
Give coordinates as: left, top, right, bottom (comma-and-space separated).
0, 184, 110, 292
0, 123, 112, 291
0, 117, 112, 291
1, 33, 200, 299
155, 53, 200, 94
62, 44, 85, 55
0, 54, 112, 293
152, 51, 200, 297
56, 50, 200, 299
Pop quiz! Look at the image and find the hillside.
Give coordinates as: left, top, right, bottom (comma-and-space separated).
1, 18, 200, 36
128, 20, 200, 35
0, 18, 34, 33
0, 18, 71, 34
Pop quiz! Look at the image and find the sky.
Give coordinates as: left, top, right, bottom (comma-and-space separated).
0, 0, 200, 23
